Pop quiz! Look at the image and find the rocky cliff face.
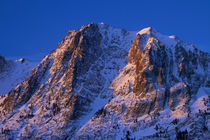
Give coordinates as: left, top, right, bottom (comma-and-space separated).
76, 27, 210, 139
0, 23, 209, 139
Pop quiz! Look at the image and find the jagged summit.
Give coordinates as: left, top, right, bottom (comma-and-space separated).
0, 23, 209, 139
138, 26, 153, 35
137, 26, 196, 52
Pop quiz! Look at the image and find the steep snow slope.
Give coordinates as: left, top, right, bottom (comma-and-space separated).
0, 23, 209, 139
0, 57, 38, 95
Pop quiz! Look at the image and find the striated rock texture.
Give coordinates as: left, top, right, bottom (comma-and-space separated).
0, 23, 209, 139
0, 23, 135, 139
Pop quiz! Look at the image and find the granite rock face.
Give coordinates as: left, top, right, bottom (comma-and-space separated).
0, 24, 209, 139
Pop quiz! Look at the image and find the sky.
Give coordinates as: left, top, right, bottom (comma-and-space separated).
0, 0, 209, 60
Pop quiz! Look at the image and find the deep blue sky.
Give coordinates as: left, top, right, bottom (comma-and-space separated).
0, 0, 209, 60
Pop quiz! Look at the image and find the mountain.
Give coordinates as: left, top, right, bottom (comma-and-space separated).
0, 23, 209, 139
0, 57, 38, 95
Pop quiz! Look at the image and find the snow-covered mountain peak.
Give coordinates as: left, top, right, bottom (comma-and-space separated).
137, 26, 197, 53
136, 26, 178, 49
0, 23, 209, 139
0, 57, 38, 95
138, 26, 153, 35
15, 58, 25, 62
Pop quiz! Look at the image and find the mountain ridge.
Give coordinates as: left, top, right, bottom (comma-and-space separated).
0, 23, 209, 139
0, 56, 38, 95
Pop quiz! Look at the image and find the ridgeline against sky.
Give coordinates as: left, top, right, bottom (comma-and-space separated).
0, 0, 209, 59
